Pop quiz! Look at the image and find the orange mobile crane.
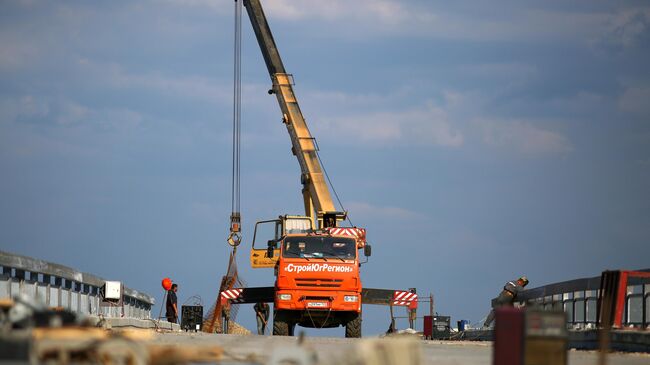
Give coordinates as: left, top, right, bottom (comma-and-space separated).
221, 0, 418, 338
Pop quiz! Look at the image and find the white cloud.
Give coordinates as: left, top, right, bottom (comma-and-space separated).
597, 7, 650, 49
115, 70, 231, 104
0, 94, 148, 138
618, 87, 650, 115
264, 0, 408, 24
346, 201, 421, 221
54, 101, 90, 126
157, 0, 617, 43
314, 104, 463, 147
0, 96, 49, 123
0, 35, 39, 70
73, 59, 273, 109
301, 84, 578, 158
458, 63, 539, 83
162, 0, 227, 13
524, 91, 610, 119
301, 89, 399, 109
186, 201, 220, 223
257, 1, 613, 43
477, 119, 572, 156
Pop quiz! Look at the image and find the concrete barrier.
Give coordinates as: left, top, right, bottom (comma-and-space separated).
0, 250, 154, 320
569, 330, 650, 353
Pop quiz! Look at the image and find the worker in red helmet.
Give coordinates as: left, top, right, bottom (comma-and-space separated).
483, 276, 529, 328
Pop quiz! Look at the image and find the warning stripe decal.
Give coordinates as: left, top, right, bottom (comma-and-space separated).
325, 227, 367, 240
392, 291, 418, 306
220, 288, 244, 301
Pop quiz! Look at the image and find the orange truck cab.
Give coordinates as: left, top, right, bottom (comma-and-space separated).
249, 216, 370, 337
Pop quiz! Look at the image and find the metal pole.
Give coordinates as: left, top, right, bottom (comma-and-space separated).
390, 304, 395, 332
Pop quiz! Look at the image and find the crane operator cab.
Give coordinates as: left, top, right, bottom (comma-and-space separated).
249, 215, 370, 268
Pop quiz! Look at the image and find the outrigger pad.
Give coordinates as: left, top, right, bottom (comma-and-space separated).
362, 288, 418, 308
221, 287, 275, 304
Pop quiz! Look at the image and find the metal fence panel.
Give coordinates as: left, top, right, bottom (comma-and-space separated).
645, 294, 649, 327
90, 296, 99, 315
60, 289, 69, 309
0, 280, 9, 298
49, 287, 59, 307
80, 294, 89, 314
627, 296, 643, 324
574, 299, 585, 322
22, 282, 36, 299
71, 292, 79, 312
11, 281, 19, 298
564, 302, 574, 323
36, 284, 48, 305
586, 298, 597, 323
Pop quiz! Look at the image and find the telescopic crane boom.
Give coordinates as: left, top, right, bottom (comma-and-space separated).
216, 1, 419, 338
243, 0, 344, 229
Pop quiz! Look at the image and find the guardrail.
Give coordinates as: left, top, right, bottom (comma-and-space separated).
511, 269, 650, 329
0, 250, 154, 319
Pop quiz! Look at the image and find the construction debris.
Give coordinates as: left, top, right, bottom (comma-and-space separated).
0, 295, 223, 364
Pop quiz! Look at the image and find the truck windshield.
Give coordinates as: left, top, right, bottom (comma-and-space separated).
283, 236, 356, 260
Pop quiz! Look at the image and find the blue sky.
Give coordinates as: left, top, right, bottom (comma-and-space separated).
1, 0, 649, 335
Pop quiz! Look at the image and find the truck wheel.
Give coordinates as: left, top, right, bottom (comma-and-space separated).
273, 311, 290, 336
345, 314, 362, 338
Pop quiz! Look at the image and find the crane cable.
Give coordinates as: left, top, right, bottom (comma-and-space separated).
227, 0, 243, 247
314, 147, 354, 227
211, 0, 242, 334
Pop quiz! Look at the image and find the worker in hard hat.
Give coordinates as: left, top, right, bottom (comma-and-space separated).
483, 276, 529, 328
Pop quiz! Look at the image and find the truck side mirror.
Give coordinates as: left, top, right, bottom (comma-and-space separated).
267, 240, 275, 258
364, 244, 372, 257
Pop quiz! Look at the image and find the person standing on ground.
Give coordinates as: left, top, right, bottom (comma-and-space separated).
166, 283, 179, 323
221, 298, 231, 334
254, 302, 270, 335
483, 276, 529, 328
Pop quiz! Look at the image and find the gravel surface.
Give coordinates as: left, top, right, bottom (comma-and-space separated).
151, 332, 650, 365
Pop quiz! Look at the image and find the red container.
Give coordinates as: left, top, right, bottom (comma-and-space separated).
493, 307, 524, 365
423, 315, 433, 339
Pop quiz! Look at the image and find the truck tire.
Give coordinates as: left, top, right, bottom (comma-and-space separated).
345, 314, 362, 338
273, 311, 290, 336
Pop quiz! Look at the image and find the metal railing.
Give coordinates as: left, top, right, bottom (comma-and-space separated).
511, 269, 650, 329
0, 250, 154, 319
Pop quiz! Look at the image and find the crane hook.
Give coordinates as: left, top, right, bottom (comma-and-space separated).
227, 231, 242, 247
228, 213, 242, 247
